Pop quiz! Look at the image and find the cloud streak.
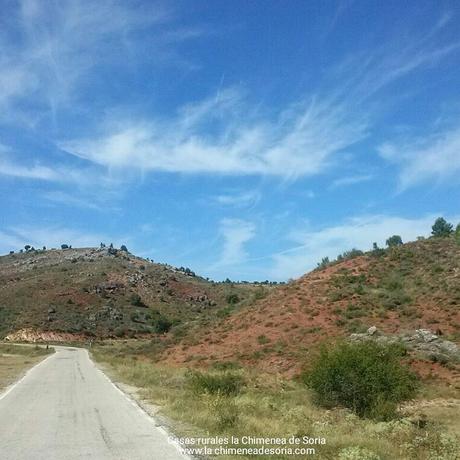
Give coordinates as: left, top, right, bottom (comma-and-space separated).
60, 89, 368, 177
215, 218, 256, 267
379, 125, 460, 189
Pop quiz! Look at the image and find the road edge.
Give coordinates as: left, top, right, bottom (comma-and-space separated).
87, 349, 194, 460
0, 350, 56, 402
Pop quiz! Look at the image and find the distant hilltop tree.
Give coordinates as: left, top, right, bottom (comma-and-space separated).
100, 242, 106, 248
61, 244, 69, 250
371, 242, 385, 257
120, 245, 128, 252
42, 246, 46, 251
24, 245, 31, 251
386, 235, 403, 247
456, 223, 460, 243
431, 217, 453, 238
317, 256, 330, 269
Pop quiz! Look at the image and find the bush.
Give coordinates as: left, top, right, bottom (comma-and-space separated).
226, 293, 240, 305
153, 316, 172, 334
207, 394, 239, 431
303, 341, 417, 420
129, 293, 145, 307
338, 446, 381, 460
187, 370, 244, 396
337, 248, 364, 261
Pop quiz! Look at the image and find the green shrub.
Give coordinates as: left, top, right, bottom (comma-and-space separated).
187, 370, 244, 396
303, 341, 417, 420
205, 394, 240, 431
153, 316, 172, 334
211, 361, 242, 371
257, 334, 270, 344
338, 446, 381, 460
130, 293, 145, 307
226, 293, 240, 305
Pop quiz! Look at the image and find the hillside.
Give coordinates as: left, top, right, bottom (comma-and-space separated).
161, 237, 460, 377
0, 247, 267, 340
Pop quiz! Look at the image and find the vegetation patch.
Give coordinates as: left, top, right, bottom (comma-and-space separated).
303, 341, 418, 420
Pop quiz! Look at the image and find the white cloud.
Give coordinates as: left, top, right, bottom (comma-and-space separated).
60, 90, 368, 177
330, 174, 373, 189
0, 143, 122, 190
0, 157, 60, 181
215, 219, 256, 267
269, 214, 453, 279
0, 0, 195, 119
214, 190, 261, 208
379, 125, 460, 188
41, 191, 114, 211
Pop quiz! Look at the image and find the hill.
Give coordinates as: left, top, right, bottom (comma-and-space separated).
160, 237, 460, 377
0, 247, 268, 340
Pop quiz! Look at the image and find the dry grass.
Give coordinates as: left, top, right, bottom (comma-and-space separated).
0, 343, 53, 391
93, 344, 460, 460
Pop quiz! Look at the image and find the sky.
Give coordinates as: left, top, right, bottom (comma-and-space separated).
1, 0, 460, 281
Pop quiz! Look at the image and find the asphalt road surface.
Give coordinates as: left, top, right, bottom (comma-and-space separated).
0, 347, 188, 460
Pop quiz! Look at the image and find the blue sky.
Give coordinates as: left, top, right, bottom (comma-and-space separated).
1, 0, 460, 281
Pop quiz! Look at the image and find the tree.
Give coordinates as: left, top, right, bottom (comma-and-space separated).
120, 245, 128, 252
371, 242, 385, 257
317, 256, 330, 269
24, 245, 31, 251
61, 244, 69, 250
386, 235, 403, 247
431, 217, 453, 238
455, 223, 460, 243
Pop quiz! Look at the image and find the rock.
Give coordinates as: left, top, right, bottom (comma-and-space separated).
414, 329, 438, 343
367, 326, 377, 336
349, 327, 460, 363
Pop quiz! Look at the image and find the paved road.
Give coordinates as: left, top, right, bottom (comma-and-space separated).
0, 347, 187, 460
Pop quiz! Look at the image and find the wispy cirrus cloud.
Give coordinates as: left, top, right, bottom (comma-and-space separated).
215, 218, 256, 267
379, 124, 460, 189
60, 89, 368, 177
214, 190, 261, 208
0, 156, 60, 181
330, 174, 373, 189
0, 0, 199, 122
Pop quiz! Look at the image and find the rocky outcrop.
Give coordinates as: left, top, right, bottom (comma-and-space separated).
4, 328, 87, 343
349, 327, 460, 363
